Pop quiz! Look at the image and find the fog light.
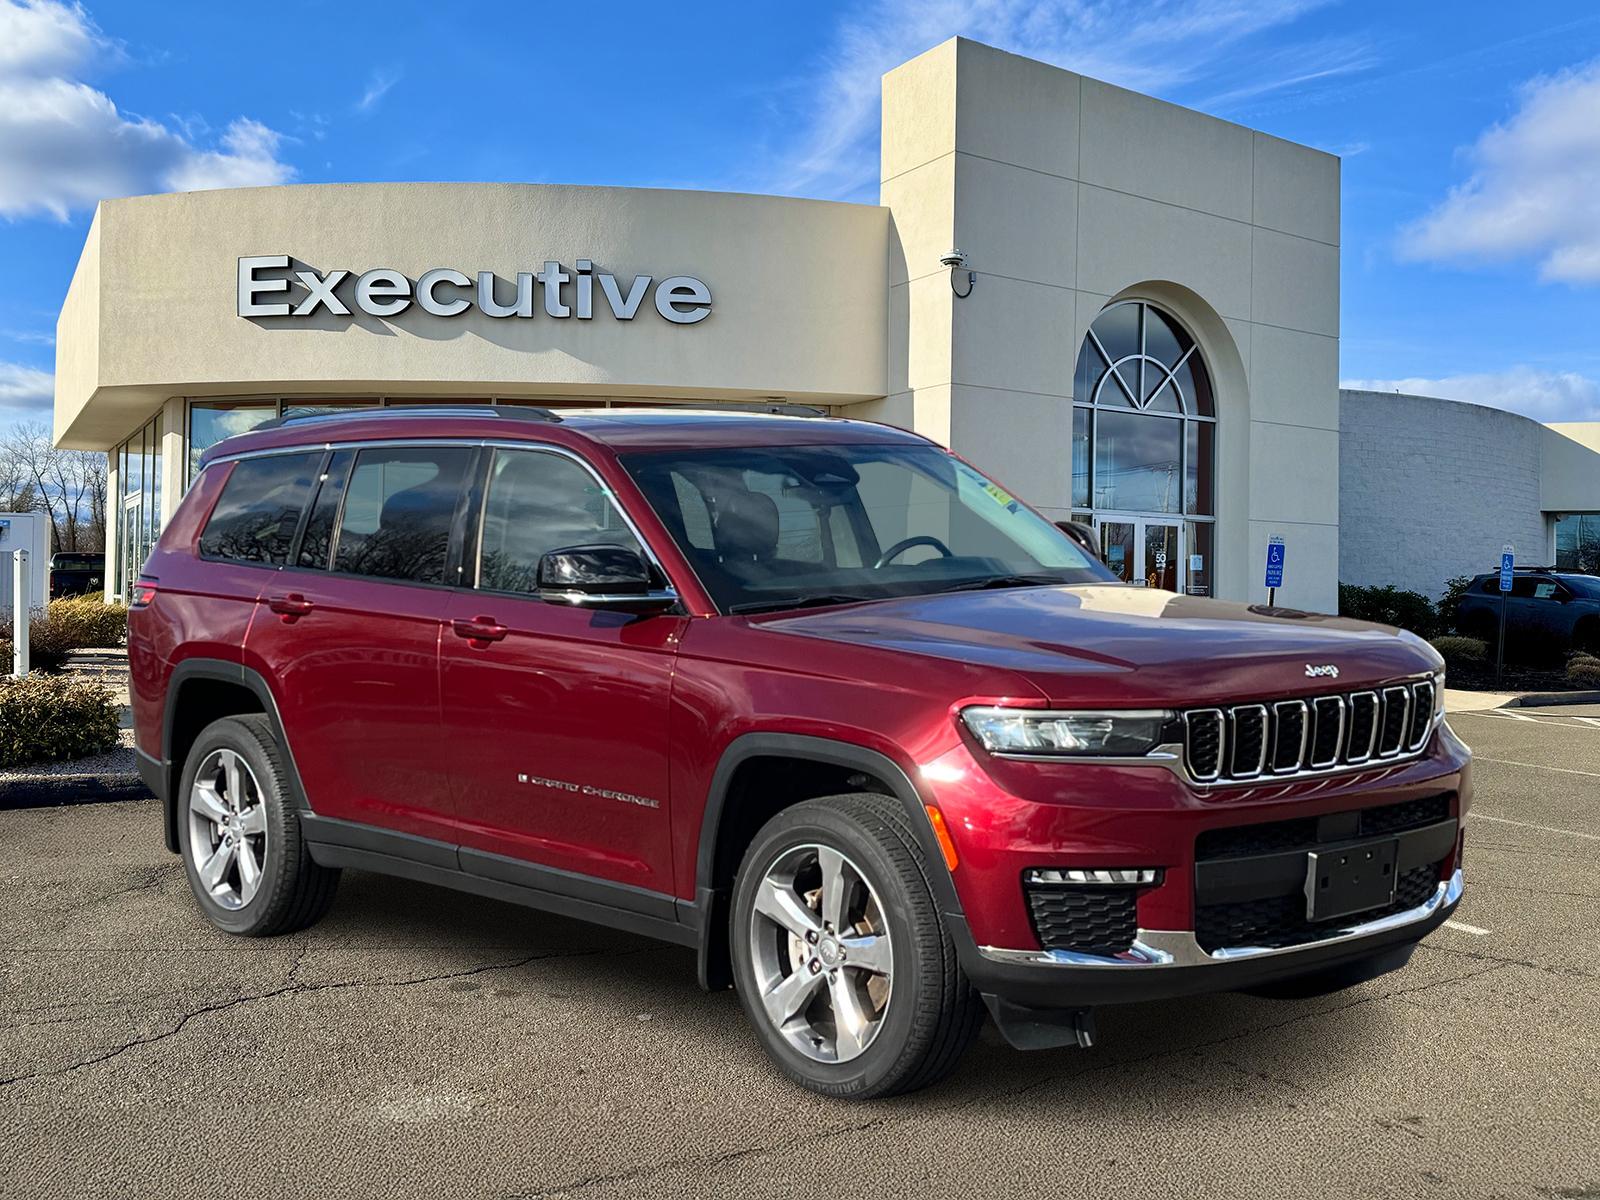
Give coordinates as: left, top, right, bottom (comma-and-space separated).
1025, 868, 1160, 886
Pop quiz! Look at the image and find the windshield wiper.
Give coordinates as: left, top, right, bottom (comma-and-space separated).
943, 573, 1073, 593
728, 593, 875, 615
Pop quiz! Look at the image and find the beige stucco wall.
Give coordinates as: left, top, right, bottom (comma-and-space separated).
862, 39, 1341, 610
54, 183, 890, 449
1541, 423, 1600, 514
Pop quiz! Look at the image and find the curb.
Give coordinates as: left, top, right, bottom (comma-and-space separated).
0, 775, 153, 811
1504, 690, 1600, 708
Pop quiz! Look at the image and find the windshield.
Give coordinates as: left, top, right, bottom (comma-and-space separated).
620, 442, 1113, 613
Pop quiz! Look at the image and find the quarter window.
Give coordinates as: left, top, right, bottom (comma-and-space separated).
477, 449, 645, 594
332, 447, 472, 584
198, 453, 322, 565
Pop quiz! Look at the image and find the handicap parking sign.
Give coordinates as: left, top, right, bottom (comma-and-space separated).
1264, 537, 1286, 589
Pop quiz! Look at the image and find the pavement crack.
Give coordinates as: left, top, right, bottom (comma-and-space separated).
1417, 941, 1597, 980
0, 945, 648, 1089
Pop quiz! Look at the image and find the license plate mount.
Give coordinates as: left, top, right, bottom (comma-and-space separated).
1304, 839, 1399, 922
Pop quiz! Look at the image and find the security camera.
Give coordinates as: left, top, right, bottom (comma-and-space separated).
940, 248, 967, 268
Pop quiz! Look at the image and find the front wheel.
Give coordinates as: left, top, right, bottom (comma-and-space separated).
729, 794, 982, 1099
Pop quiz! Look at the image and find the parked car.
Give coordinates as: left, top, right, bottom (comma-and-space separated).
47, 550, 105, 598
1453, 567, 1600, 659
127, 406, 1468, 1099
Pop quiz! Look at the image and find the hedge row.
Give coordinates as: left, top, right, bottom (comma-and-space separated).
0, 674, 121, 768
0, 597, 128, 675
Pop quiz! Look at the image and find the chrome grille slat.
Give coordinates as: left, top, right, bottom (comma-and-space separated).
1180, 678, 1437, 786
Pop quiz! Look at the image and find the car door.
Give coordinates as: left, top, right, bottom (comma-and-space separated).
438, 444, 685, 898
243, 442, 476, 844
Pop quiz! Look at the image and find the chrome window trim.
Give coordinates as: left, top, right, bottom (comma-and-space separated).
205, 437, 681, 598
979, 868, 1462, 969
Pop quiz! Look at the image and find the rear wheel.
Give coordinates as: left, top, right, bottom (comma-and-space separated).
729, 793, 982, 1099
177, 714, 339, 937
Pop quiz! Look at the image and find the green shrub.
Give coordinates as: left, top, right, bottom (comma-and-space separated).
45, 595, 128, 649
1431, 635, 1488, 664
1568, 653, 1600, 690
1438, 576, 1473, 630
0, 674, 121, 767
0, 611, 71, 675
1338, 583, 1440, 638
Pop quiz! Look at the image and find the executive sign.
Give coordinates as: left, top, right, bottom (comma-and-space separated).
238, 255, 712, 325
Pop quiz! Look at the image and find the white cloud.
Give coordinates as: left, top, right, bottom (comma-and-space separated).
1401, 59, 1600, 284
1341, 368, 1600, 423
0, 0, 294, 220
768, 0, 1350, 199
0, 360, 53, 410
357, 66, 401, 114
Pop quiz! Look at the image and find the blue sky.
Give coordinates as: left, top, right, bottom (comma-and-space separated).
4, 0, 1600, 432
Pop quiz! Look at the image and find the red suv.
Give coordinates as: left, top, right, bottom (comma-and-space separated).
128, 406, 1468, 1098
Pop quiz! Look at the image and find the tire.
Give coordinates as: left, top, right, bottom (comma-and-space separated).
176, 714, 340, 937
729, 793, 983, 1099
1240, 942, 1414, 999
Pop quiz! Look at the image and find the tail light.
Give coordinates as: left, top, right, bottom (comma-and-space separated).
130, 579, 158, 608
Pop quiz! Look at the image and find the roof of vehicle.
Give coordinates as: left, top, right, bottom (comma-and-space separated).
199, 404, 932, 469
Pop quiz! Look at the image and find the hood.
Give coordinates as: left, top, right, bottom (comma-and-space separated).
755, 585, 1440, 707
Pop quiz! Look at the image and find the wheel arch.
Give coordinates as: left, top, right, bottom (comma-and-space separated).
161, 659, 310, 853
691, 733, 963, 991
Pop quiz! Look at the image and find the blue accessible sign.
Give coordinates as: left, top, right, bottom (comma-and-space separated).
1499, 545, 1515, 592
1264, 536, 1286, 590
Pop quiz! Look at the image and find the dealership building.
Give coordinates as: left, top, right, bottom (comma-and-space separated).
50, 37, 1600, 611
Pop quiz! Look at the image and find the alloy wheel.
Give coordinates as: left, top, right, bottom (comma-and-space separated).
747, 843, 894, 1063
187, 748, 269, 911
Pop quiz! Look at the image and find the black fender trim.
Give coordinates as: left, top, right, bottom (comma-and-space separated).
159, 658, 312, 853
691, 732, 965, 991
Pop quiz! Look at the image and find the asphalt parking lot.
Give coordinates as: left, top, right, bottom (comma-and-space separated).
3, 708, 1597, 1200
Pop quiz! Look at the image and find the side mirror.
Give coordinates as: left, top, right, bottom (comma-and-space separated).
1055, 519, 1103, 563
536, 544, 678, 613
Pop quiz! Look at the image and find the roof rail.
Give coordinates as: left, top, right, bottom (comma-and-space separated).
716, 402, 831, 418
254, 404, 563, 432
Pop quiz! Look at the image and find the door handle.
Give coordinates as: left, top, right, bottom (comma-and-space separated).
267, 593, 314, 621
452, 615, 508, 644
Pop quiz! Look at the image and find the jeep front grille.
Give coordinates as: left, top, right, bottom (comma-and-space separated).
1182, 677, 1438, 784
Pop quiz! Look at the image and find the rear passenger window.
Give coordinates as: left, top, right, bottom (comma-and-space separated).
477, 449, 644, 594
333, 446, 472, 584
199, 453, 322, 565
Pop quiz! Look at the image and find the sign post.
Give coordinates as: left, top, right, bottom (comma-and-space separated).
9, 548, 27, 678
1495, 543, 1514, 690
1264, 536, 1286, 606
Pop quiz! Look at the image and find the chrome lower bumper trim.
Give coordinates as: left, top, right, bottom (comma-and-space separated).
979, 868, 1463, 970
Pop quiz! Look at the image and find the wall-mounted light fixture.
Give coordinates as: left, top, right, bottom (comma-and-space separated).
942, 248, 974, 298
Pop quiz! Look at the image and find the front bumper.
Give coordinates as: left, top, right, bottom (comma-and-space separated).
949, 868, 1462, 1010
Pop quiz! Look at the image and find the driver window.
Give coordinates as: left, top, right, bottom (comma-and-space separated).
477, 449, 643, 594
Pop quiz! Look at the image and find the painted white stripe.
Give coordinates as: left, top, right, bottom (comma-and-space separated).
1466, 711, 1600, 732
1473, 812, 1600, 842
1473, 755, 1600, 779
1444, 919, 1490, 936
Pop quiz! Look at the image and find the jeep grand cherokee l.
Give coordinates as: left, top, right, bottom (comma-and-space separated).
127, 406, 1468, 1099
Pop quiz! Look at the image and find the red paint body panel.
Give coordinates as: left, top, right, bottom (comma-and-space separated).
132, 408, 1465, 968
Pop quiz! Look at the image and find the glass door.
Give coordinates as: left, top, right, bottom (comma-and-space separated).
1142, 522, 1180, 591
1099, 521, 1136, 584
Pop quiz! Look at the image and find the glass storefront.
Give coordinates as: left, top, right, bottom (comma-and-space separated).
1554, 513, 1600, 573
112, 411, 161, 600
1072, 301, 1217, 594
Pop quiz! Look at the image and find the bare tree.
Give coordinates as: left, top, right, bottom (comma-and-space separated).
2, 421, 107, 553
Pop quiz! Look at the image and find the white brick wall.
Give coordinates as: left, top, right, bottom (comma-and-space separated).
1338, 390, 1548, 602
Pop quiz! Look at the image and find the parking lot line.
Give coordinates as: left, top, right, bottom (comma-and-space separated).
1472, 813, 1600, 842
1444, 920, 1491, 936
1472, 755, 1600, 779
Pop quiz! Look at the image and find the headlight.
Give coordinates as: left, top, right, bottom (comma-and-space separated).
960, 706, 1173, 756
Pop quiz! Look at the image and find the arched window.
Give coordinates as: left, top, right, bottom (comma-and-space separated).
1071, 301, 1216, 594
